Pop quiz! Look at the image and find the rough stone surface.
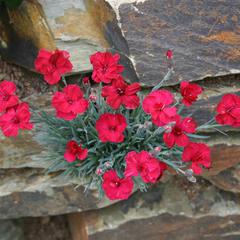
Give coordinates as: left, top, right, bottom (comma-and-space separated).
0, 216, 71, 240
0, 0, 108, 71
79, 177, 240, 240
117, 0, 240, 86
0, 169, 114, 219
2, 0, 240, 86
89, 215, 240, 240
0, 59, 239, 219
0, 0, 138, 82
1, 2, 240, 229
0, 219, 24, 240
208, 165, 240, 193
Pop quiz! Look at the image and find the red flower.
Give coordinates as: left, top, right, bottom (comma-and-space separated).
142, 90, 177, 126
102, 80, 141, 109
180, 81, 202, 106
182, 142, 211, 175
90, 52, 124, 84
96, 113, 127, 143
215, 94, 240, 127
52, 84, 88, 121
163, 116, 197, 148
64, 140, 88, 162
102, 170, 134, 200
124, 151, 167, 183
0, 103, 33, 137
35, 49, 73, 85
0, 80, 19, 112
82, 77, 90, 85
166, 49, 173, 59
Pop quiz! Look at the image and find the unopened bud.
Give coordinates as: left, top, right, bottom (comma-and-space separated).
89, 94, 97, 102
143, 121, 151, 128
154, 146, 162, 152
166, 49, 173, 59
83, 77, 90, 85
105, 161, 112, 168
96, 168, 103, 175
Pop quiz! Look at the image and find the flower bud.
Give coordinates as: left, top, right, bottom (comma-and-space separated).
89, 94, 97, 102
154, 146, 162, 152
83, 77, 90, 85
143, 121, 152, 129
105, 161, 112, 168
96, 168, 103, 175
166, 49, 173, 59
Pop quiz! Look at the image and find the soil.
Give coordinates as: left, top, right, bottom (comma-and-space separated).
0, 56, 50, 98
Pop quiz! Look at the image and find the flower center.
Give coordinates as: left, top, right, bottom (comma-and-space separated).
102, 64, 108, 73
173, 126, 183, 136
68, 99, 73, 104
109, 126, 116, 131
12, 116, 20, 124
117, 88, 125, 96
110, 181, 120, 188
137, 164, 144, 172
154, 103, 165, 111
193, 152, 202, 162
226, 106, 234, 113
71, 145, 79, 154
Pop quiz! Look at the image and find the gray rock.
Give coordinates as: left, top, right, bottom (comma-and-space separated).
0, 169, 114, 219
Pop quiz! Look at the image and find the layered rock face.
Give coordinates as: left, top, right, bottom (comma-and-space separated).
0, 0, 240, 239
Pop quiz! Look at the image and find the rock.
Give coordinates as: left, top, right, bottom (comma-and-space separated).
0, 0, 138, 82
0, 169, 114, 219
0, 0, 107, 71
0, 215, 71, 240
71, 177, 240, 240
88, 214, 240, 240
2, 0, 240, 86
206, 137, 240, 176
21, 215, 71, 240
207, 165, 240, 193
113, 0, 240, 86
0, 1, 55, 69
0, 219, 24, 240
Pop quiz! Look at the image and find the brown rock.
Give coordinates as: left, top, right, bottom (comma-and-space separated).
205, 138, 240, 176
0, 0, 55, 69
0, 0, 138, 82
115, 0, 240, 86
89, 214, 240, 240
207, 165, 240, 193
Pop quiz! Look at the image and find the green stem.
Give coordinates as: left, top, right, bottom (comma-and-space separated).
151, 68, 174, 91
66, 120, 77, 140
78, 117, 89, 142
145, 127, 164, 142
177, 104, 185, 114
62, 76, 68, 86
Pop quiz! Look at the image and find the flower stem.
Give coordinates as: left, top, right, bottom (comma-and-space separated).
151, 68, 174, 91
62, 76, 68, 86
